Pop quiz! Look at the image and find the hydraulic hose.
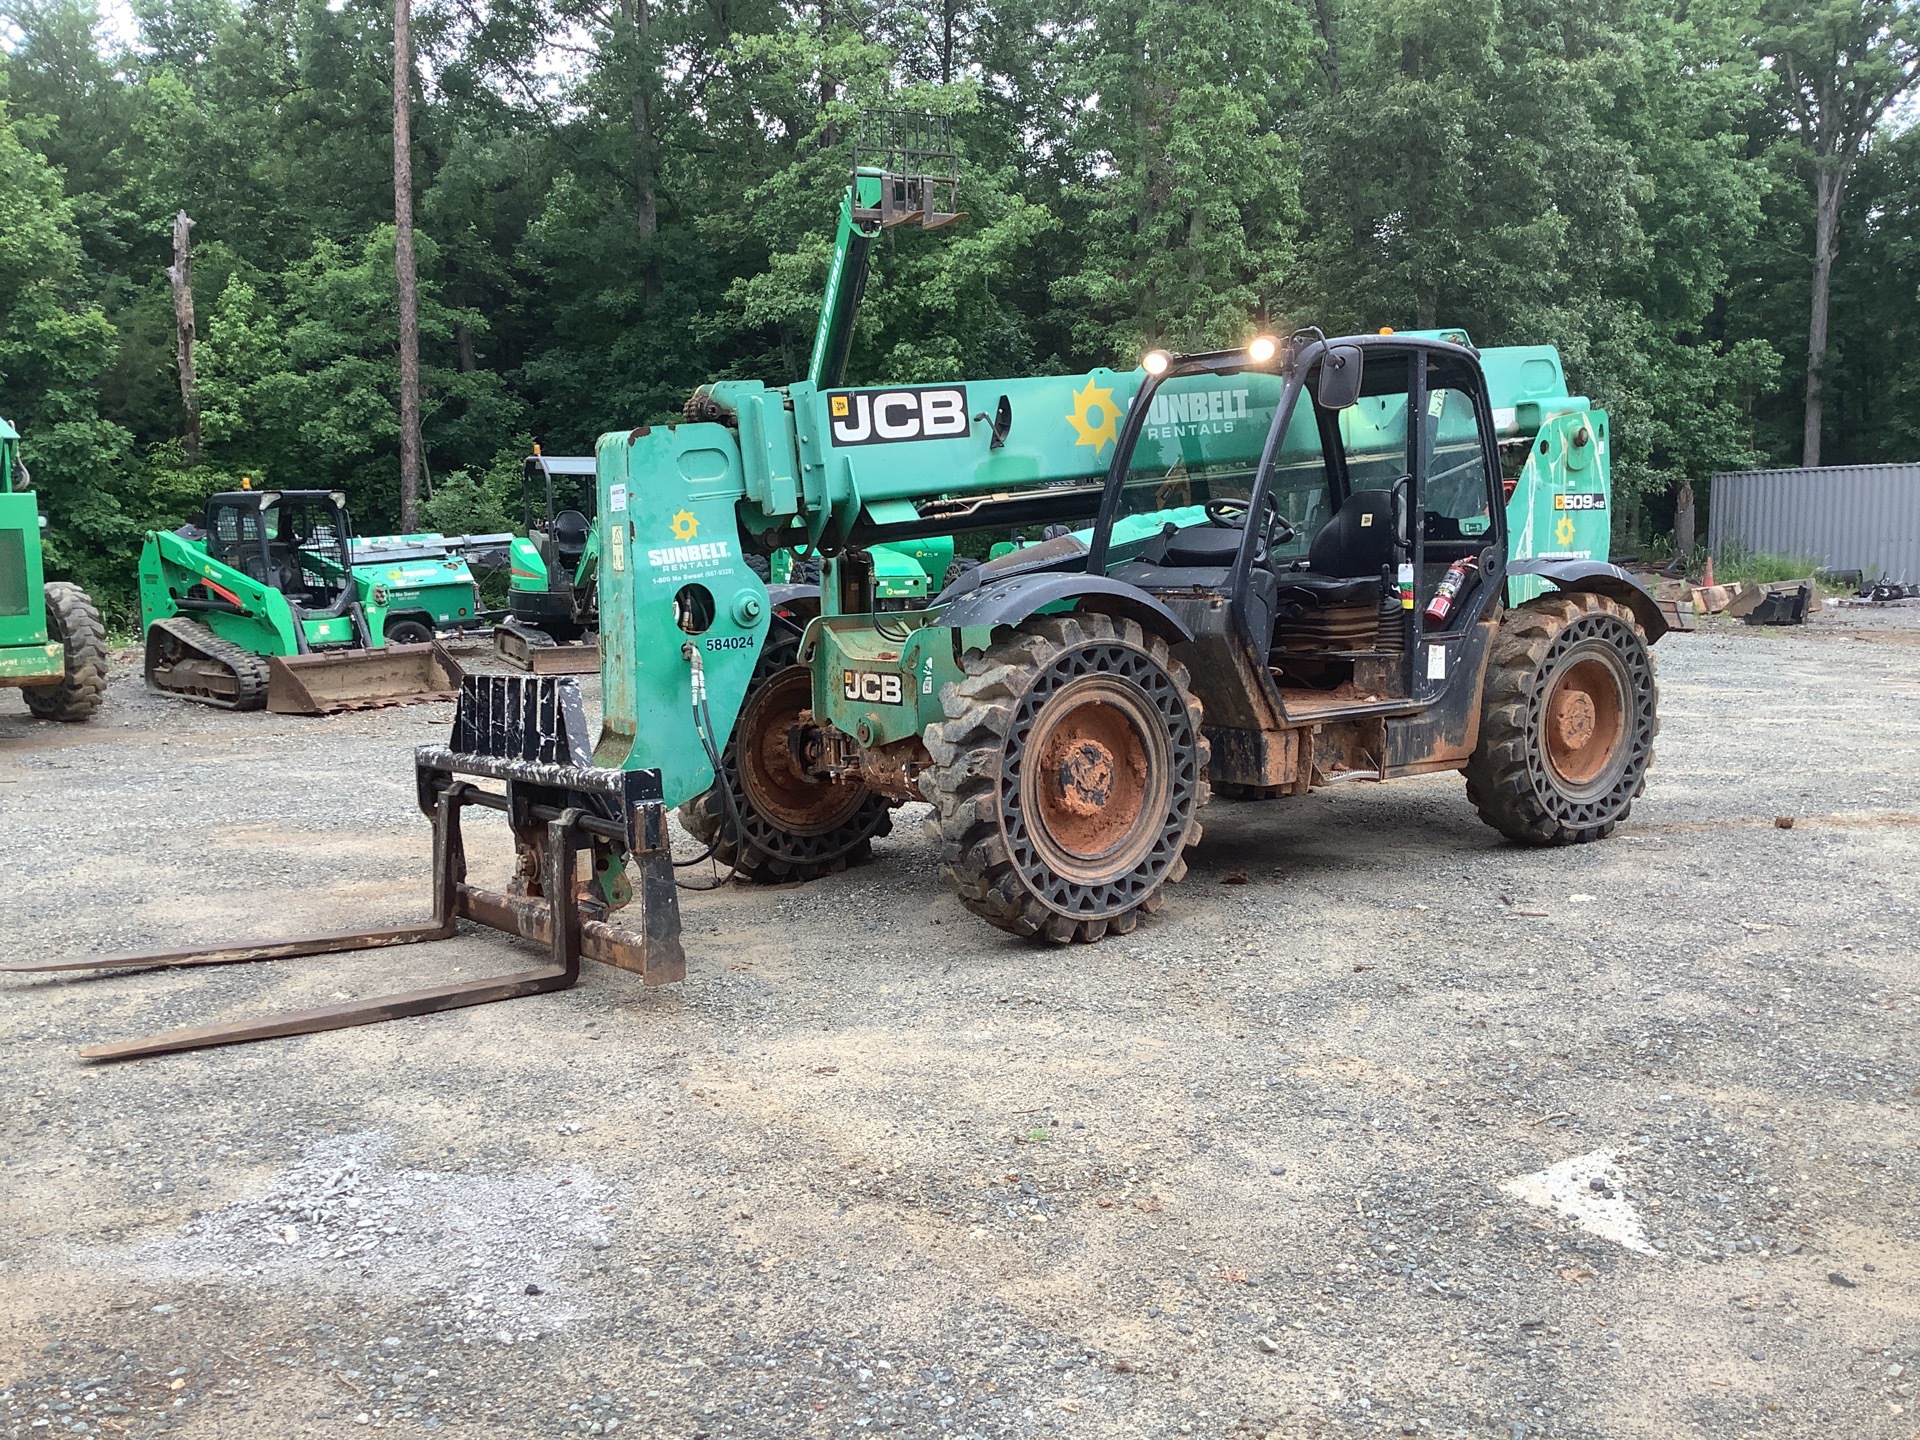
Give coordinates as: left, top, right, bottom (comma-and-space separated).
673, 642, 745, 888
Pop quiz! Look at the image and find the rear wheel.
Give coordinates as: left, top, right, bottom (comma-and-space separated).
384, 618, 435, 647
24, 582, 107, 722
923, 613, 1208, 943
1466, 592, 1658, 844
677, 623, 893, 881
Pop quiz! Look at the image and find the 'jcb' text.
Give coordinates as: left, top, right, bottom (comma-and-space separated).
828, 387, 970, 447
842, 670, 905, 705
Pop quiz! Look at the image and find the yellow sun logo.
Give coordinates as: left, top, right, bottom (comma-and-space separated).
1065, 378, 1124, 456
671, 509, 699, 541
1555, 513, 1577, 546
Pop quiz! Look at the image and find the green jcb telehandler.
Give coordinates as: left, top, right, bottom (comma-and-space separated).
8, 129, 1660, 1060
140, 487, 462, 714
0, 419, 106, 722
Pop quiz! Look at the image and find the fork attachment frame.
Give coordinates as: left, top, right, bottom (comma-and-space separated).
5, 676, 685, 1061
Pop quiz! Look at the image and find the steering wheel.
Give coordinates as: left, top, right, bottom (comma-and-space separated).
1205, 496, 1296, 551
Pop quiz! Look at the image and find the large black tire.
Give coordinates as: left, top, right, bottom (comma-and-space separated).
922, 613, 1208, 944
24, 582, 107, 722
1465, 592, 1659, 845
677, 623, 893, 881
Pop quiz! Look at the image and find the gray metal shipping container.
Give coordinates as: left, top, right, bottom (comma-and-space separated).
1709, 463, 1920, 581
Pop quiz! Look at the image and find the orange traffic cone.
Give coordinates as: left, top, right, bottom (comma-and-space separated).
1702, 555, 1715, 588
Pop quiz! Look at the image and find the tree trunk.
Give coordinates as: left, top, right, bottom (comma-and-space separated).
455, 318, 477, 373
940, 0, 955, 85
1674, 481, 1695, 560
165, 210, 200, 467
819, 0, 838, 147
616, 0, 657, 242
393, 0, 423, 530
1802, 163, 1844, 469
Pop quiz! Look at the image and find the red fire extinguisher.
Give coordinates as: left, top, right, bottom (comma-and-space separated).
1425, 558, 1478, 624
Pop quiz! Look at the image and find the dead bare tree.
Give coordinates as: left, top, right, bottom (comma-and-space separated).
166, 210, 200, 466
393, 0, 424, 529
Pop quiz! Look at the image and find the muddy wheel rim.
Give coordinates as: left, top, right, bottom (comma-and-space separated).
737, 665, 870, 836
1543, 651, 1629, 793
1022, 677, 1171, 884
998, 637, 1200, 920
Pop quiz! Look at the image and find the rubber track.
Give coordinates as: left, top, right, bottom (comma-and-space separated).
147, 617, 272, 710
1464, 592, 1660, 845
921, 613, 1209, 944
24, 582, 107, 723
677, 628, 893, 882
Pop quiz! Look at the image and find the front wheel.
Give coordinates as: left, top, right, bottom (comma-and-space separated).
1465, 592, 1659, 844
923, 613, 1209, 943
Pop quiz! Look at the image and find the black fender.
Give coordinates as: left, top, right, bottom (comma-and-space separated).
933, 572, 1193, 647
1508, 559, 1669, 643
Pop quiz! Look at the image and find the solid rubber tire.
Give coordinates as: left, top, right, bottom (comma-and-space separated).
677, 624, 893, 882
921, 612, 1209, 944
1464, 592, 1659, 845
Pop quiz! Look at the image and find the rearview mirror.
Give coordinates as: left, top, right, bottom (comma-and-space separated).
1315, 345, 1364, 410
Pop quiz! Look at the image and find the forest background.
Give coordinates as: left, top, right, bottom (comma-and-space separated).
3, 0, 1919, 610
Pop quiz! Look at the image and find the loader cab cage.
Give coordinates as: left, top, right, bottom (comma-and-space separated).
204, 490, 358, 617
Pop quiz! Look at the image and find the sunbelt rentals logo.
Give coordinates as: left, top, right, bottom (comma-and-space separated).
647, 509, 733, 571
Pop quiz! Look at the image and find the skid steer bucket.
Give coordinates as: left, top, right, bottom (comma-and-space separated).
266, 641, 463, 714
3, 675, 686, 1061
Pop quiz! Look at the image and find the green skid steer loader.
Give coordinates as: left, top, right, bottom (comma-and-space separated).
140, 487, 461, 714
0, 419, 106, 723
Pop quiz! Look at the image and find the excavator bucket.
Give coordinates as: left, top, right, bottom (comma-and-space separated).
266, 641, 463, 715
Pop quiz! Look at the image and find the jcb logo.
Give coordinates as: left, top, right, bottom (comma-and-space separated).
843, 670, 905, 705
827, 387, 970, 447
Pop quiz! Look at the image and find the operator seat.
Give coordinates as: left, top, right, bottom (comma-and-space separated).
1277, 487, 1400, 606
551, 509, 591, 564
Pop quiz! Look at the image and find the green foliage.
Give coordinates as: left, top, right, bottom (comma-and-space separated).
420, 466, 514, 536
0, 0, 1915, 610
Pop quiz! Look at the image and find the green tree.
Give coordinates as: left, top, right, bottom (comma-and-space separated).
0, 99, 136, 597
1758, 0, 1920, 465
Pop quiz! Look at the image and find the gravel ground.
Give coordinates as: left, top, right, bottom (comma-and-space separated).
1, 617, 1917, 1440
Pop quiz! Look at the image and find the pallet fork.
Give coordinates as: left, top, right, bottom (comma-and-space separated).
3, 676, 684, 1060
